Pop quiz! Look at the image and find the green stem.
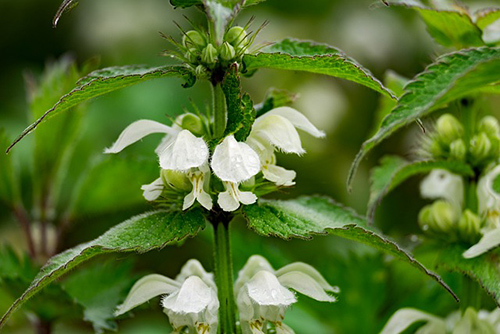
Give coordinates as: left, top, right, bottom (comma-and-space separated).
212, 83, 227, 138
214, 221, 237, 334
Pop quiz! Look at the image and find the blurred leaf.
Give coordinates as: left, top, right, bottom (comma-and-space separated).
368, 157, 474, 220
62, 260, 136, 333
255, 88, 298, 117
222, 65, 255, 141
242, 196, 458, 301
243, 38, 396, 99
474, 8, 500, 31
349, 47, 500, 188
0, 247, 35, 283
0, 130, 17, 205
438, 244, 500, 307
69, 156, 158, 217
171, 0, 263, 8
387, 1, 484, 48
0, 209, 208, 329
7, 65, 193, 153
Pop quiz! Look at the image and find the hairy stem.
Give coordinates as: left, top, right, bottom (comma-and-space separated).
214, 221, 237, 334
212, 83, 227, 138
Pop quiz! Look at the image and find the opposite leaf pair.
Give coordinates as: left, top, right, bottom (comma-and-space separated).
115, 255, 338, 334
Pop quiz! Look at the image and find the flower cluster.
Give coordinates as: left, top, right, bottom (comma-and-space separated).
381, 307, 500, 334
115, 256, 338, 334
105, 107, 324, 212
418, 166, 500, 258
424, 113, 500, 167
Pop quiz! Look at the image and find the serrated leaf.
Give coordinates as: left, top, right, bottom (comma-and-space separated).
438, 244, 500, 307
387, 1, 484, 48
0, 209, 207, 329
7, 65, 193, 153
368, 157, 474, 220
53, 0, 79, 27
242, 196, 458, 301
349, 47, 500, 188
222, 66, 255, 141
243, 39, 395, 99
62, 260, 136, 333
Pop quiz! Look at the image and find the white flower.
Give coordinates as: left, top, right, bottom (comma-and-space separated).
115, 259, 218, 334
381, 307, 500, 334
420, 169, 464, 215
234, 255, 338, 334
211, 135, 260, 211
246, 107, 325, 186
464, 165, 500, 258
105, 119, 212, 210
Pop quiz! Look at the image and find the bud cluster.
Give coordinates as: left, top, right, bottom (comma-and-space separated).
172, 26, 252, 79
426, 113, 500, 167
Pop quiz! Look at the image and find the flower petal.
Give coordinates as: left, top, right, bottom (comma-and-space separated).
218, 189, 241, 212
246, 271, 296, 306
105, 120, 175, 154
420, 169, 463, 212
211, 135, 261, 183
262, 164, 296, 186
159, 130, 209, 171
380, 308, 445, 334
235, 255, 275, 293
276, 262, 338, 293
115, 274, 180, 316
162, 276, 213, 314
141, 177, 164, 201
239, 190, 257, 205
176, 259, 216, 290
252, 115, 304, 154
266, 107, 325, 138
463, 228, 500, 258
277, 271, 336, 302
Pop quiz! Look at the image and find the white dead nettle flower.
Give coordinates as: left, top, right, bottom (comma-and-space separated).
211, 135, 261, 212
246, 107, 325, 187
381, 307, 500, 334
464, 165, 500, 258
234, 255, 338, 334
115, 259, 218, 334
105, 119, 212, 210
420, 169, 464, 215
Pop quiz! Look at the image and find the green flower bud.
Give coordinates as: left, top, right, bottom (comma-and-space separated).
436, 113, 463, 144
458, 209, 482, 244
219, 42, 236, 61
430, 200, 458, 233
201, 43, 218, 65
225, 26, 248, 48
418, 205, 435, 233
161, 170, 191, 192
429, 139, 445, 159
195, 65, 209, 79
450, 139, 466, 160
470, 132, 492, 161
182, 30, 206, 49
184, 48, 198, 63
178, 113, 205, 137
479, 116, 500, 138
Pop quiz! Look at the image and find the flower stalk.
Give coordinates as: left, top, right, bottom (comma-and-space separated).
213, 83, 227, 138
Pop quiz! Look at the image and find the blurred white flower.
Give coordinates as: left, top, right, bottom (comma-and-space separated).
246, 107, 325, 187
420, 169, 464, 215
115, 259, 218, 334
381, 307, 500, 334
234, 255, 338, 334
211, 135, 260, 211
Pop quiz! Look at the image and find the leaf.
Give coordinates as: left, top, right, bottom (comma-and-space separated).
242, 196, 458, 301
0, 209, 207, 329
53, 0, 79, 27
170, 0, 203, 8
368, 157, 474, 221
438, 244, 500, 307
202, 0, 243, 45
255, 88, 298, 117
222, 65, 255, 141
387, 1, 484, 49
349, 47, 500, 188
62, 260, 136, 333
0, 130, 17, 204
475, 8, 500, 31
243, 39, 395, 99
7, 65, 193, 153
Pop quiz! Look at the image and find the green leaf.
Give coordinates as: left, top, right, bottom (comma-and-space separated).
349, 47, 500, 188
7, 65, 193, 153
170, 0, 203, 8
53, 0, 79, 27
203, 0, 243, 45
387, 1, 484, 49
0, 209, 207, 329
368, 157, 474, 220
222, 65, 255, 141
243, 39, 395, 99
438, 244, 500, 306
474, 8, 500, 31
62, 260, 136, 333
492, 173, 500, 195
0, 130, 17, 204
242, 196, 458, 301
255, 88, 298, 117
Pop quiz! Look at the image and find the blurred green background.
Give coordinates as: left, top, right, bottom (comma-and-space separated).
1, 0, 498, 333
